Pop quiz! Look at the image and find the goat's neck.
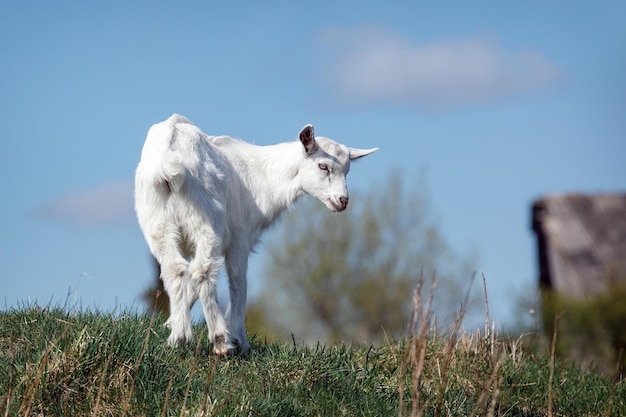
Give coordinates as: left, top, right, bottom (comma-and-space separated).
238, 142, 306, 225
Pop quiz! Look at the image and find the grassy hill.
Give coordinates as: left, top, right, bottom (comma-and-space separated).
1, 307, 623, 416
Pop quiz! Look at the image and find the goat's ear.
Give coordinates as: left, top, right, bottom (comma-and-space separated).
299, 124, 318, 156
349, 147, 379, 160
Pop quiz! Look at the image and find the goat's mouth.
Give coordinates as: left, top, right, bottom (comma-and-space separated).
328, 198, 346, 212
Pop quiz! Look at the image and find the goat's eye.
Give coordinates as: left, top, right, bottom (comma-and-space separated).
318, 163, 328, 171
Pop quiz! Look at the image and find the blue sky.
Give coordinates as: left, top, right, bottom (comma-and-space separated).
2, 1, 624, 330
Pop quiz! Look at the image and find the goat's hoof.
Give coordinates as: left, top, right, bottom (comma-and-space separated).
167, 333, 193, 349
214, 334, 236, 356
233, 337, 251, 354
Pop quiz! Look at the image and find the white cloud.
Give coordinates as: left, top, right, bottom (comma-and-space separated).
34, 179, 135, 228
316, 26, 563, 108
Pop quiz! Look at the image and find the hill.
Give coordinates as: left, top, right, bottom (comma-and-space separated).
1, 307, 623, 416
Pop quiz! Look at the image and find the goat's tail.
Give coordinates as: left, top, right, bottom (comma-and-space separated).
142, 114, 190, 189
135, 114, 190, 216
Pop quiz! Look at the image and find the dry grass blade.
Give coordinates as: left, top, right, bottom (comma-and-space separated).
411, 277, 437, 417
398, 276, 422, 417
482, 272, 490, 340
200, 355, 219, 416
161, 370, 175, 417
179, 333, 205, 416
470, 351, 505, 416
487, 373, 504, 417
606, 348, 624, 417
434, 273, 475, 417
3, 337, 16, 417
122, 310, 157, 416
398, 271, 437, 417
18, 321, 72, 416
92, 327, 117, 415
547, 314, 559, 417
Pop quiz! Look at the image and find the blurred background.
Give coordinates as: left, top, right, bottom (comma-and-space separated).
2, 2, 624, 362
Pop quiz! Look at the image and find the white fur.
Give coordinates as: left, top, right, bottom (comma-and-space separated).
135, 114, 377, 355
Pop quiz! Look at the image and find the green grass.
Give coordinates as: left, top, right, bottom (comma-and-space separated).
1, 306, 624, 416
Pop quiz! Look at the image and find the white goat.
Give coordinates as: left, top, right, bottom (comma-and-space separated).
135, 114, 377, 355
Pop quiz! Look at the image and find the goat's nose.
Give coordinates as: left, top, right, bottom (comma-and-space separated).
339, 196, 349, 209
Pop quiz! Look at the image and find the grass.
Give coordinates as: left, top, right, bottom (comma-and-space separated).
1, 304, 624, 416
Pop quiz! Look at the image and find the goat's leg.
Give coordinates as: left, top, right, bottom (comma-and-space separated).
198, 277, 234, 356
152, 226, 193, 346
192, 235, 234, 356
225, 250, 250, 352
161, 261, 193, 346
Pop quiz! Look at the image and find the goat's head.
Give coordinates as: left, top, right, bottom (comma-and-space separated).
298, 124, 378, 212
